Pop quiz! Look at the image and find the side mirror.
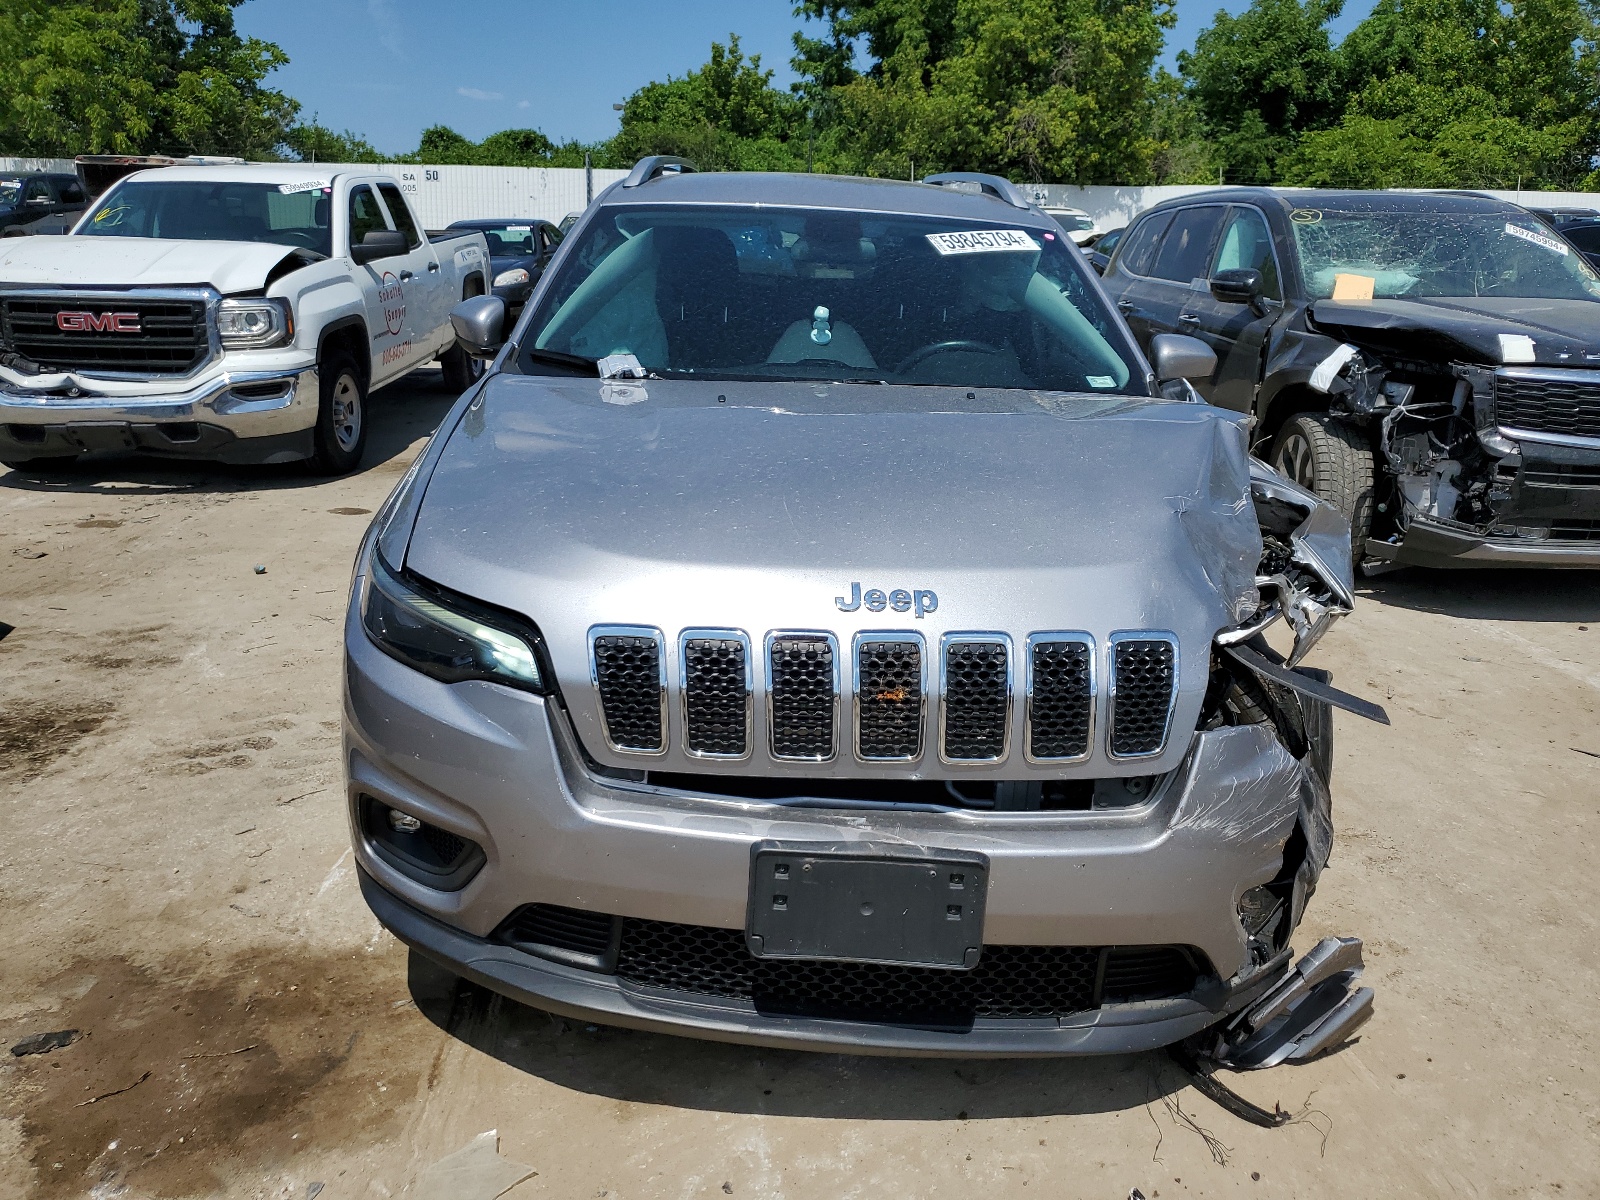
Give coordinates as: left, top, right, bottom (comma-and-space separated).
1151, 333, 1217, 382
1210, 267, 1263, 305
350, 229, 408, 265
1087, 252, 1109, 276
450, 295, 507, 360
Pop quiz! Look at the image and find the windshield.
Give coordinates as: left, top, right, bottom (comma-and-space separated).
1050, 212, 1096, 232
1291, 207, 1600, 301
0, 181, 20, 208
520, 205, 1141, 393
77, 180, 333, 256
473, 224, 539, 256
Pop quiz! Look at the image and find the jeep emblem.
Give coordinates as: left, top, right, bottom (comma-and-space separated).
835, 582, 938, 618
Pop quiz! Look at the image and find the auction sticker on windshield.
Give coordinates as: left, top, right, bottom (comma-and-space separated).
279, 180, 329, 195
1505, 223, 1569, 256
926, 229, 1041, 255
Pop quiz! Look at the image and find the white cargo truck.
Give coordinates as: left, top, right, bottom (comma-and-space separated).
0, 164, 491, 473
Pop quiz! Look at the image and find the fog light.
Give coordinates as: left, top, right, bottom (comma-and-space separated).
387, 808, 423, 834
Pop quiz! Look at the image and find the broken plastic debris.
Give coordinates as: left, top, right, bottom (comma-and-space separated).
0, 620, 12, 643
253, 564, 267, 574
596, 352, 646, 380
415, 1130, 536, 1200
10, 1029, 80, 1057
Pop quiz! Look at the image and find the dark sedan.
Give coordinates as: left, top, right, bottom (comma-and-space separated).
444, 218, 563, 316
0, 173, 87, 234
1103, 188, 1600, 569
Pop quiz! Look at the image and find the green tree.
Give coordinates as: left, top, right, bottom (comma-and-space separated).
795, 0, 1175, 183
0, 0, 298, 158
1177, 0, 1345, 182
283, 119, 384, 164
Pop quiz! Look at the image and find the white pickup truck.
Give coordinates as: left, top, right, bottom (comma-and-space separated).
0, 164, 491, 473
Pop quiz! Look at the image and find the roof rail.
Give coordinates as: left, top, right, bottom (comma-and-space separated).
922, 172, 1033, 211
622, 156, 699, 188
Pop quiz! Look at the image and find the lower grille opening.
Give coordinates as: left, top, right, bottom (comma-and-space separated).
358, 794, 485, 891
232, 380, 294, 400
7, 424, 48, 445
1524, 463, 1600, 488
495, 903, 622, 970
612, 919, 1204, 1023
157, 422, 201, 444
1550, 519, 1600, 541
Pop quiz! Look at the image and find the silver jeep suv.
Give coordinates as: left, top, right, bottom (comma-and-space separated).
343, 161, 1371, 1056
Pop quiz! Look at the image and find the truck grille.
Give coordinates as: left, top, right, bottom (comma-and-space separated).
591, 631, 665, 753
940, 638, 1010, 761
614, 918, 1202, 1019
1, 295, 209, 375
1496, 372, 1600, 442
855, 638, 923, 759
768, 635, 836, 759
1027, 638, 1093, 760
585, 627, 1179, 765
682, 634, 749, 756
1109, 636, 1177, 758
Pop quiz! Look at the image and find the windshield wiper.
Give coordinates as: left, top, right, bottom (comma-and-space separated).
525, 347, 600, 374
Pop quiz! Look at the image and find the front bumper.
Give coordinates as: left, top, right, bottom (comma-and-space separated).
0, 363, 319, 464
1372, 517, 1600, 568
344, 592, 1311, 1055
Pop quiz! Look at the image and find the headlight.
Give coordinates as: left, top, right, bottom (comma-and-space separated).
361, 552, 543, 691
218, 298, 292, 348
493, 267, 530, 288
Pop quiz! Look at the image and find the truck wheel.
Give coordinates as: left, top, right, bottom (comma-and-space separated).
308, 351, 368, 475
1271, 412, 1375, 561
438, 340, 483, 392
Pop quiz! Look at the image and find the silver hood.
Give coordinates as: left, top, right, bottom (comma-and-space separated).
400, 376, 1265, 778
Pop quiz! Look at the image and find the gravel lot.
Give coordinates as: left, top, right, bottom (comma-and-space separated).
2, 367, 1597, 1199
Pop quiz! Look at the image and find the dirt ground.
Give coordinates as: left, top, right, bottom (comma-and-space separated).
2, 366, 1597, 1200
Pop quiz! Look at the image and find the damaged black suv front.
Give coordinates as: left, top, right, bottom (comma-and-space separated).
1111, 189, 1600, 568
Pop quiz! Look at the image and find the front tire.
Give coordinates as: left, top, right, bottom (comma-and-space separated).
1271, 412, 1375, 561
308, 351, 368, 475
439, 340, 484, 393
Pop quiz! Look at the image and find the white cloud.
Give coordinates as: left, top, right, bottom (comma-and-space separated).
366, 0, 404, 59
457, 87, 503, 102
517, 100, 531, 110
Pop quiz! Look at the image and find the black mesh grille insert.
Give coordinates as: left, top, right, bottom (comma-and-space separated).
615, 919, 1200, 1020
1110, 639, 1175, 756
2, 297, 208, 374
683, 636, 748, 755
420, 824, 466, 866
942, 641, 1009, 760
1100, 946, 1199, 1002
1028, 640, 1092, 759
769, 637, 835, 758
593, 634, 663, 751
857, 640, 923, 759
1496, 374, 1600, 440
497, 903, 618, 957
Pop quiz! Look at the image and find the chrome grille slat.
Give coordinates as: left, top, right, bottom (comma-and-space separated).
681, 630, 751, 758
854, 634, 925, 760
767, 633, 838, 760
939, 635, 1011, 763
1026, 634, 1094, 762
1108, 633, 1178, 759
589, 626, 667, 754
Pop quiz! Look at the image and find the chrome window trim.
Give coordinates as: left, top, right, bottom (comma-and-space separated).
0, 285, 222, 381
851, 630, 927, 763
1023, 631, 1096, 765
1106, 630, 1180, 761
587, 624, 668, 756
937, 631, 1013, 766
678, 628, 753, 761
764, 629, 840, 763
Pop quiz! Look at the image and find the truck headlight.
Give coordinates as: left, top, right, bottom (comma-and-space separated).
218, 298, 292, 348
493, 267, 530, 288
361, 552, 544, 691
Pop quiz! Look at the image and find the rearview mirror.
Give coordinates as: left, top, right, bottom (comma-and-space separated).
1210, 267, 1263, 305
450, 295, 507, 360
1151, 333, 1217, 383
351, 229, 407, 265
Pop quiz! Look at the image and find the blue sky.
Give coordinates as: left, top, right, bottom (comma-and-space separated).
236, 0, 1376, 157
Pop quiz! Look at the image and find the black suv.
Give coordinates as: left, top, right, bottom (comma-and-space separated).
0, 172, 87, 234
1103, 188, 1600, 569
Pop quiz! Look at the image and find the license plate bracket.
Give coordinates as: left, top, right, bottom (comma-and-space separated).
746, 842, 988, 969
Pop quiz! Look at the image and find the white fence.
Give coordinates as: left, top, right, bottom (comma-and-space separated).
0, 157, 77, 175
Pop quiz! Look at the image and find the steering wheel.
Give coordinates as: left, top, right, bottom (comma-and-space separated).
894, 339, 1006, 374
275, 229, 325, 251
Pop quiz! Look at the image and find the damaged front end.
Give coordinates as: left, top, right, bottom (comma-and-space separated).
1280, 304, 1600, 569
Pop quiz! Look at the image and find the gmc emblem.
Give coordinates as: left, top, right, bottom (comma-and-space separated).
56, 310, 142, 333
